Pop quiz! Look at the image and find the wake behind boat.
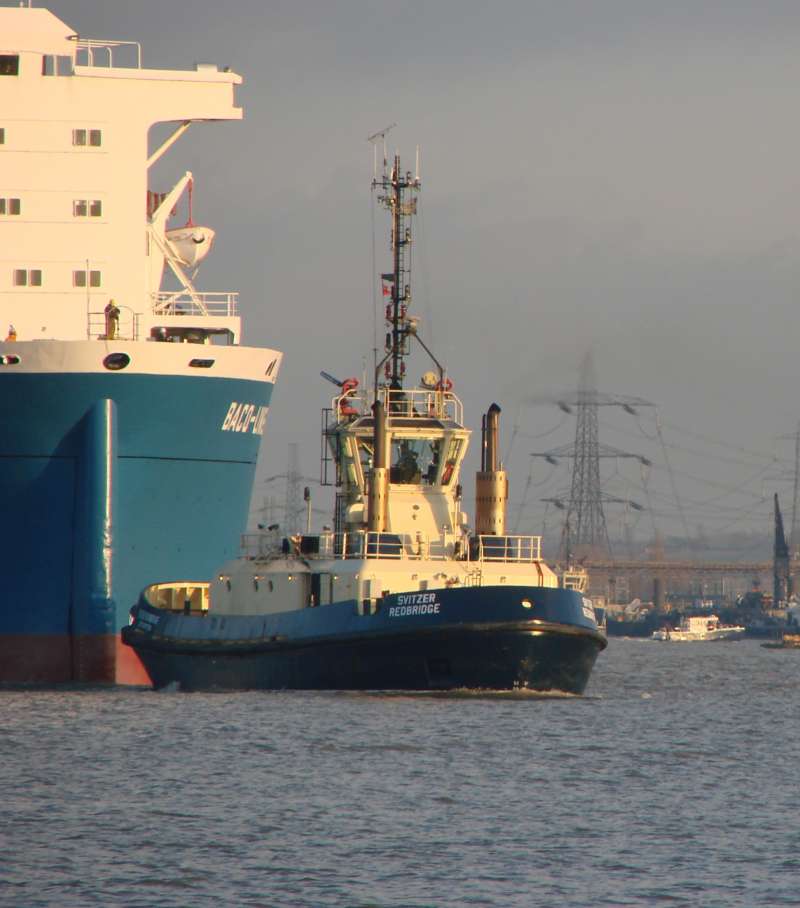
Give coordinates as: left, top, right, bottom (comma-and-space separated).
122, 150, 606, 693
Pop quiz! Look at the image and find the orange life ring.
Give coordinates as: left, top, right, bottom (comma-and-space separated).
436, 378, 453, 392
338, 377, 359, 417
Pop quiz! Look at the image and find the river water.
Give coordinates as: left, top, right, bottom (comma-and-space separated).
1, 638, 798, 907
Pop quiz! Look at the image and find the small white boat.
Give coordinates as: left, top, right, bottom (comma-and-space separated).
651, 614, 745, 642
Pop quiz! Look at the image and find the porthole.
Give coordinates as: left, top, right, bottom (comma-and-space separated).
0, 354, 20, 365
103, 352, 130, 371
189, 358, 215, 368
521, 599, 532, 609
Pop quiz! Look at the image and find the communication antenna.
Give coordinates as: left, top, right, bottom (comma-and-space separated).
367, 123, 396, 179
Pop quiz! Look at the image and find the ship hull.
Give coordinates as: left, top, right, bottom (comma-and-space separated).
122, 586, 607, 694
0, 340, 279, 685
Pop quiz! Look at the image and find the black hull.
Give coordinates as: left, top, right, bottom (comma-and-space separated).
127, 622, 604, 694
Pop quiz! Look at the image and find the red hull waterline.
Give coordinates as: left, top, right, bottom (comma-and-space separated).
0, 634, 151, 686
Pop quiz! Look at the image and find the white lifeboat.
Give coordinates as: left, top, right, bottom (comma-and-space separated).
165, 225, 216, 268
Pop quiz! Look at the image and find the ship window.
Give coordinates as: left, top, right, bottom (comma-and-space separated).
73, 200, 103, 217
73, 269, 101, 287
0, 56, 19, 76
390, 438, 442, 485
42, 55, 72, 77
0, 128, 5, 144
103, 352, 130, 371
441, 438, 463, 485
0, 199, 21, 215
72, 128, 102, 147
13, 269, 41, 287
0, 354, 21, 366
189, 358, 215, 368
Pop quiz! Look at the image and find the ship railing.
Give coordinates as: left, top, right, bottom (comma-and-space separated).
241, 530, 543, 563
467, 535, 543, 563
72, 37, 143, 69
87, 306, 139, 341
560, 568, 588, 593
332, 386, 462, 424
151, 291, 239, 317
142, 580, 210, 614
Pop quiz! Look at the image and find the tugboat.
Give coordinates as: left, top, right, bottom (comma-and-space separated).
122, 151, 607, 692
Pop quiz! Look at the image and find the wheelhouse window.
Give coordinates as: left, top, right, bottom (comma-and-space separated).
390, 438, 442, 485
42, 55, 73, 77
0, 56, 19, 76
440, 438, 463, 485
73, 269, 101, 288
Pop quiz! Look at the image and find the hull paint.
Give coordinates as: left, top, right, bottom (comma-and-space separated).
123, 586, 607, 693
0, 368, 275, 684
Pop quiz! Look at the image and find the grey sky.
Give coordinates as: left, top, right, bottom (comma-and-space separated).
48, 1, 800, 549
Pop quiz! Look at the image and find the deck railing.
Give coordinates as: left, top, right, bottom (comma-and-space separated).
151, 291, 239, 317
333, 386, 462, 424
241, 531, 543, 564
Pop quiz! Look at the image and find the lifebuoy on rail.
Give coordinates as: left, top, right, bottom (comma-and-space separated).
338, 377, 360, 417
436, 378, 453, 392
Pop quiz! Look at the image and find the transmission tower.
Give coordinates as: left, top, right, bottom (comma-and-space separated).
532, 353, 653, 559
283, 443, 303, 535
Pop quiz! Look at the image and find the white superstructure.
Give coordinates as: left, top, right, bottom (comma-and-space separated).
0, 6, 245, 345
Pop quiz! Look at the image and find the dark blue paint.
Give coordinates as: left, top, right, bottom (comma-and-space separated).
0, 371, 275, 661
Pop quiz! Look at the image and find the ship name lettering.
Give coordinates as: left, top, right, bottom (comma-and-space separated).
388, 602, 440, 617
221, 402, 268, 436
397, 592, 436, 606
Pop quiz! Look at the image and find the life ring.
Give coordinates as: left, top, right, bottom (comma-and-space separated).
436, 378, 453, 392
338, 377, 359, 417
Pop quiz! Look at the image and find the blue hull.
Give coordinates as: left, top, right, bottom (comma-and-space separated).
0, 371, 274, 683
122, 586, 607, 693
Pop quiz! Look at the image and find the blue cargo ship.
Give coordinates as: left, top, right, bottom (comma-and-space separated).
122, 151, 606, 693
0, 6, 281, 683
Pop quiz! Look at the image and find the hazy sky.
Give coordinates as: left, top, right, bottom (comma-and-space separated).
47, 1, 800, 550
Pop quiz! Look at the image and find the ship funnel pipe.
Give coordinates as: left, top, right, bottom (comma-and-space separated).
475, 403, 508, 537
373, 399, 387, 469
367, 400, 389, 533
486, 403, 500, 473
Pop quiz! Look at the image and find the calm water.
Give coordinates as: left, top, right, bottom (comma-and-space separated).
1, 639, 798, 908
